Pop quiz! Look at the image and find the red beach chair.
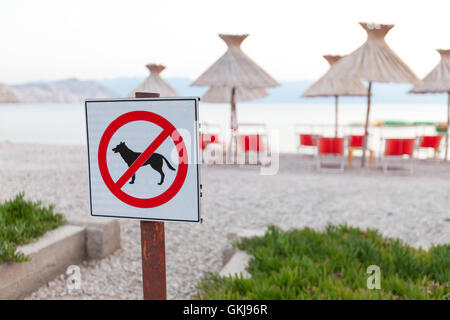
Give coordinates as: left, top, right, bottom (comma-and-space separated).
238, 134, 269, 165
298, 134, 319, 156
416, 135, 442, 159
348, 135, 364, 147
300, 134, 319, 147
347, 135, 376, 168
382, 138, 416, 174
239, 134, 264, 152
237, 123, 270, 165
199, 123, 223, 164
316, 137, 345, 172
200, 133, 219, 150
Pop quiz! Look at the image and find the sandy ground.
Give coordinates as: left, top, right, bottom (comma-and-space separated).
0, 142, 449, 299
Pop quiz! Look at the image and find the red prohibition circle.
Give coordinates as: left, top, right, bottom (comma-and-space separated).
98, 110, 188, 208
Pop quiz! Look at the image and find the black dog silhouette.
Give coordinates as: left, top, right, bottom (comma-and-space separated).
112, 141, 175, 185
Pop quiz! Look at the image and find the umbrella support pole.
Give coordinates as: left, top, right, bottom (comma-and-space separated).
361, 81, 372, 167
228, 87, 238, 164
227, 133, 238, 163
335, 95, 339, 137
445, 92, 450, 161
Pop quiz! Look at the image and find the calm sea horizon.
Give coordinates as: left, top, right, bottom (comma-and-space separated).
0, 102, 447, 154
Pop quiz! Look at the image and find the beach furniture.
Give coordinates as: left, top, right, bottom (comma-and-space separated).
316, 137, 345, 172
239, 134, 263, 152
416, 135, 442, 159
295, 123, 328, 156
382, 138, 416, 174
297, 134, 319, 156
199, 123, 223, 164
200, 133, 219, 150
410, 49, 450, 161
128, 64, 179, 97
192, 34, 279, 161
324, 23, 418, 166
302, 55, 367, 137
347, 135, 376, 168
237, 123, 270, 165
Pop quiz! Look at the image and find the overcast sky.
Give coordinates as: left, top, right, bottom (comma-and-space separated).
1, 0, 449, 84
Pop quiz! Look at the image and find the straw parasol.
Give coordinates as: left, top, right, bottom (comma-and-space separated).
302, 55, 367, 136
327, 22, 418, 166
0, 83, 20, 103
192, 34, 278, 157
192, 34, 279, 89
201, 86, 269, 103
410, 49, 450, 160
128, 64, 179, 97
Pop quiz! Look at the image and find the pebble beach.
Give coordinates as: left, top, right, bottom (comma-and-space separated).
0, 142, 448, 300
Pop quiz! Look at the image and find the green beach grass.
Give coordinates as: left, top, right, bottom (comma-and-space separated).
197, 225, 449, 300
0, 193, 66, 262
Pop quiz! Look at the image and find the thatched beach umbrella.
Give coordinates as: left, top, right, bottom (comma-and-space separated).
410, 49, 450, 160
192, 34, 278, 156
201, 86, 268, 103
328, 23, 418, 166
0, 83, 19, 103
302, 55, 367, 136
128, 64, 179, 97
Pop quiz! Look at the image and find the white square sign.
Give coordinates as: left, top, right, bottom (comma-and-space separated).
85, 97, 201, 222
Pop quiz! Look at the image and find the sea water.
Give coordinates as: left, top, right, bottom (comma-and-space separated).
0, 102, 447, 155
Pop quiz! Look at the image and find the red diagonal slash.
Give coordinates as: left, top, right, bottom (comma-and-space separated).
114, 128, 173, 189
98, 110, 188, 208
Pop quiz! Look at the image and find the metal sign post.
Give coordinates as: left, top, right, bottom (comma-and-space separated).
140, 218, 166, 300
135, 91, 166, 300
85, 92, 200, 300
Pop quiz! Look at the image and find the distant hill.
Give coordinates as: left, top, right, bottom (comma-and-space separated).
97, 77, 447, 104
11, 78, 116, 103
8, 77, 447, 104
96, 77, 208, 98
0, 83, 20, 103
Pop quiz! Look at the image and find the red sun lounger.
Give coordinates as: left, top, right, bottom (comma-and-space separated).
199, 128, 223, 164
417, 135, 442, 159
237, 133, 270, 165
382, 138, 416, 174
239, 134, 264, 152
298, 134, 319, 156
316, 137, 345, 172
347, 135, 376, 168
200, 133, 219, 150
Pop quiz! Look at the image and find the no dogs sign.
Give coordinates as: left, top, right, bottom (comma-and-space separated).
85, 97, 200, 222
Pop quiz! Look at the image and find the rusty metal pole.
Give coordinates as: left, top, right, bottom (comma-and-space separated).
228, 87, 237, 163
140, 219, 166, 300
445, 92, 450, 161
335, 95, 339, 138
135, 91, 167, 300
361, 81, 372, 167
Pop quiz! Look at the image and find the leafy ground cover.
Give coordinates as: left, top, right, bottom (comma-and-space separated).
197, 225, 449, 299
0, 193, 66, 262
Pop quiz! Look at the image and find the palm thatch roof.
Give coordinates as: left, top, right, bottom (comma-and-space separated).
327, 23, 418, 84
0, 83, 20, 103
302, 55, 368, 97
128, 64, 179, 97
192, 34, 279, 88
410, 49, 450, 94
201, 86, 268, 103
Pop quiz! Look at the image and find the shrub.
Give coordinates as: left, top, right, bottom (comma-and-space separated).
0, 193, 66, 262
197, 225, 449, 300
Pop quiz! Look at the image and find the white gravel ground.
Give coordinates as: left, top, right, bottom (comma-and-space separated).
0, 142, 448, 300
